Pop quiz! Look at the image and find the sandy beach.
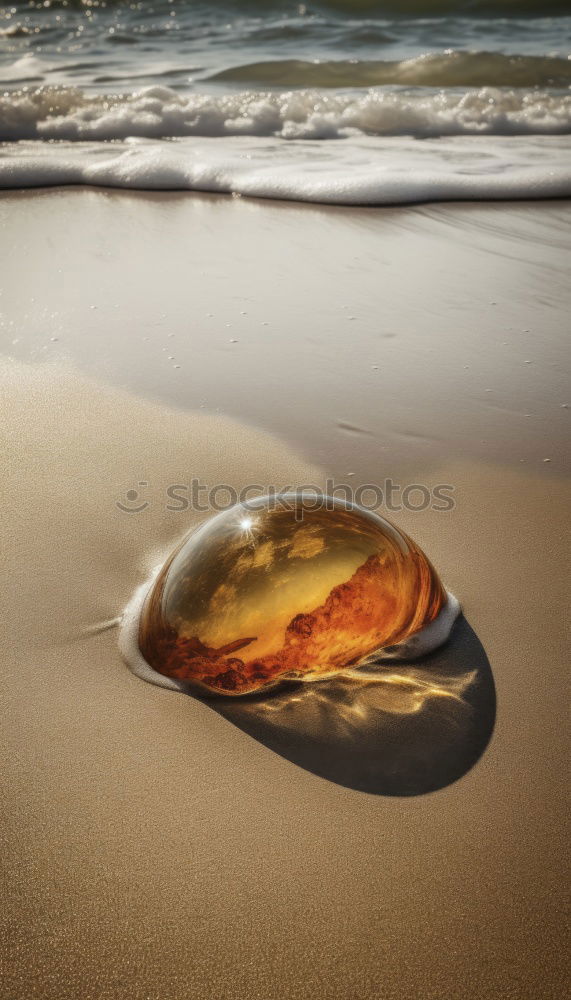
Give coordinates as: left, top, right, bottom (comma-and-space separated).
1, 189, 569, 999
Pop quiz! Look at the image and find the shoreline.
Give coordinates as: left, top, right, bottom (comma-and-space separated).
5, 180, 571, 205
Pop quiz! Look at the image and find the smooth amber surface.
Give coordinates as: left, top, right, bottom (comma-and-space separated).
139, 495, 446, 696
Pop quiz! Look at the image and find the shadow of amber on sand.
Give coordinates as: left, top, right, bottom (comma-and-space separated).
207, 616, 495, 796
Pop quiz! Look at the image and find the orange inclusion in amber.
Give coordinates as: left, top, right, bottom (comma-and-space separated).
138, 496, 446, 696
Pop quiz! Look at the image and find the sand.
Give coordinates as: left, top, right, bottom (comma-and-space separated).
1, 190, 569, 1000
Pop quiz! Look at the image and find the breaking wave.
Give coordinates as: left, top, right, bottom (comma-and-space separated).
2, 4, 570, 206
2, 84, 570, 142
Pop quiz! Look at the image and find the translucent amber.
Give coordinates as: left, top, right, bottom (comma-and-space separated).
138, 495, 446, 696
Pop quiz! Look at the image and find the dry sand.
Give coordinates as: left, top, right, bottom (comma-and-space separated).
1, 190, 569, 999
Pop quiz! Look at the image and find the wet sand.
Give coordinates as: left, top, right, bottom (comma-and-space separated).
1, 191, 569, 999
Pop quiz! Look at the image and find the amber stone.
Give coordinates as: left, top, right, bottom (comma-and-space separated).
138, 495, 446, 696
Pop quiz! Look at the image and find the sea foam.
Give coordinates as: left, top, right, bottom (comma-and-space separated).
2, 84, 571, 142
1, 83, 570, 205
1, 132, 570, 206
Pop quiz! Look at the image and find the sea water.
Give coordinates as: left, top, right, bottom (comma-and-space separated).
1, 0, 570, 203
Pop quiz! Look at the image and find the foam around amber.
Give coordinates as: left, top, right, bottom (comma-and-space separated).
137, 496, 447, 696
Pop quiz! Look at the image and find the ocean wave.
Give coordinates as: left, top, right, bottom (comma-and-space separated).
1, 134, 570, 204
2, 85, 571, 143
210, 52, 571, 89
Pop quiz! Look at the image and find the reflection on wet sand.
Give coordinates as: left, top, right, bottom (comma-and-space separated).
211, 616, 495, 797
